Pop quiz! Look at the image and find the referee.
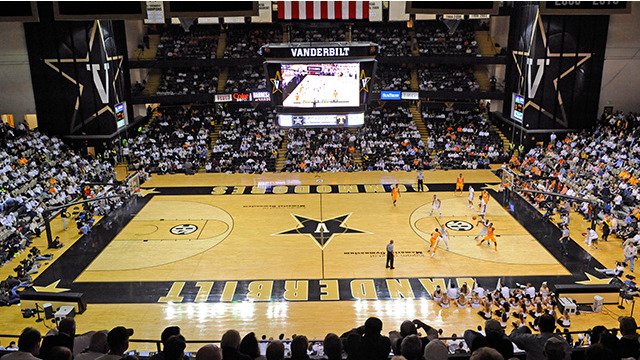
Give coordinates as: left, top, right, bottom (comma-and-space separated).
386, 240, 395, 269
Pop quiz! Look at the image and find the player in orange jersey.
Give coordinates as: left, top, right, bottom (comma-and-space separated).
428, 228, 441, 257
391, 184, 400, 207
481, 190, 490, 204
455, 173, 464, 196
477, 222, 498, 251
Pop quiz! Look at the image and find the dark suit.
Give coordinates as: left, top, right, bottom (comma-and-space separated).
40, 333, 74, 359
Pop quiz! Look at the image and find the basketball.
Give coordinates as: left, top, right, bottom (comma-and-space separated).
472, 216, 477, 220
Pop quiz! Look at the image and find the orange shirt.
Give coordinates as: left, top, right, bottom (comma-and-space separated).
430, 231, 440, 244
487, 226, 495, 237
457, 176, 464, 185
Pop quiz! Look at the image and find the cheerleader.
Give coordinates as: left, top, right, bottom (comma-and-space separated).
439, 293, 451, 308
459, 282, 471, 298
470, 292, 482, 309
478, 296, 493, 320
432, 285, 443, 303
557, 310, 571, 328
456, 294, 468, 308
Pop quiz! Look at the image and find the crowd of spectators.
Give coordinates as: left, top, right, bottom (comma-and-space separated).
0, 123, 121, 301
125, 106, 211, 174
156, 25, 219, 59
7, 303, 640, 360
418, 65, 479, 92
352, 24, 412, 56
290, 27, 346, 42
224, 25, 283, 58
359, 105, 429, 171
513, 114, 640, 261
208, 106, 283, 173
156, 68, 219, 96
372, 65, 412, 92
415, 23, 478, 56
422, 107, 506, 169
225, 66, 267, 93
283, 127, 359, 173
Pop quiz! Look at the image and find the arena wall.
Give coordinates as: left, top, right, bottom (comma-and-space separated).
600, 2, 640, 113
0, 22, 36, 124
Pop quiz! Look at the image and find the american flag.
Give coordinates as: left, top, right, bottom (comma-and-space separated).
277, 1, 370, 20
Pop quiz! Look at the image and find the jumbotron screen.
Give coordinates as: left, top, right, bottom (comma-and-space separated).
281, 63, 360, 108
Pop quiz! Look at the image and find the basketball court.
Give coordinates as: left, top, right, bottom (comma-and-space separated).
0, 169, 626, 348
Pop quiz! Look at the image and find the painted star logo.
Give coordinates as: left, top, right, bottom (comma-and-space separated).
274, 213, 368, 249
44, 20, 124, 134
360, 69, 371, 92
511, 10, 591, 127
270, 71, 283, 94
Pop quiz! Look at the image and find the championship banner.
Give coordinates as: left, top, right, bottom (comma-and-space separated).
25, 17, 129, 137
503, 3, 608, 131
277, 1, 369, 20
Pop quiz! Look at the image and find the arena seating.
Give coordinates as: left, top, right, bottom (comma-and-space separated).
418, 65, 479, 92
352, 23, 412, 56
372, 65, 412, 91
126, 106, 211, 174
224, 25, 283, 58
156, 67, 219, 95
225, 65, 267, 92
283, 127, 359, 172
290, 26, 346, 42
155, 25, 220, 59
208, 106, 283, 173
415, 22, 479, 56
359, 104, 429, 171
422, 107, 506, 169
514, 117, 640, 242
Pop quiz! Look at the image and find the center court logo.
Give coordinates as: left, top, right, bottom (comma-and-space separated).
170, 224, 198, 235
445, 220, 473, 231
274, 213, 368, 249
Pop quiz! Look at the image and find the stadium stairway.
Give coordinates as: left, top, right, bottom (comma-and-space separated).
410, 67, 419, 91
142, 68, 162, 95
473, 65, 491, 92
475, 30, 500, 56
217, 69, 228, 93
489, 123, 512, 152
409, 29, 420, 56
410, 105, 429, 141
275, 137, 288, 172
216, 32, 227, 59
348, 128, 362, 167
132, 34, 160, 60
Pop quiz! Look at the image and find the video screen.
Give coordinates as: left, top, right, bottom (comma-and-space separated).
281, 63, 360, 108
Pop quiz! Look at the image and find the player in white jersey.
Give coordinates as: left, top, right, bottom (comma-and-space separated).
468, 186, 475, 209
473, 218, 490, 242
479, 197, 487, 219
430, 194, 442, 218
438, 224, 450, 251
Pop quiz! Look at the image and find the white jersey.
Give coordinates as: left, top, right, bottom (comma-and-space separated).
468, 187, 475, 202
433, 198, 441, 209
478, 220, 489, 235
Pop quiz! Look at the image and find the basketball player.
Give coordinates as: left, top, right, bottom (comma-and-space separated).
428, 228, 441, 257
468, 186, 475, 209
481, 190, 490, 205
477, 222, 498, 251
473, 218, 490, 243
455, 173, 464, 196
391, 184, 400, 207
430, 194, 442, 218
479, 196, 487, 219
438, 224, 450, 251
